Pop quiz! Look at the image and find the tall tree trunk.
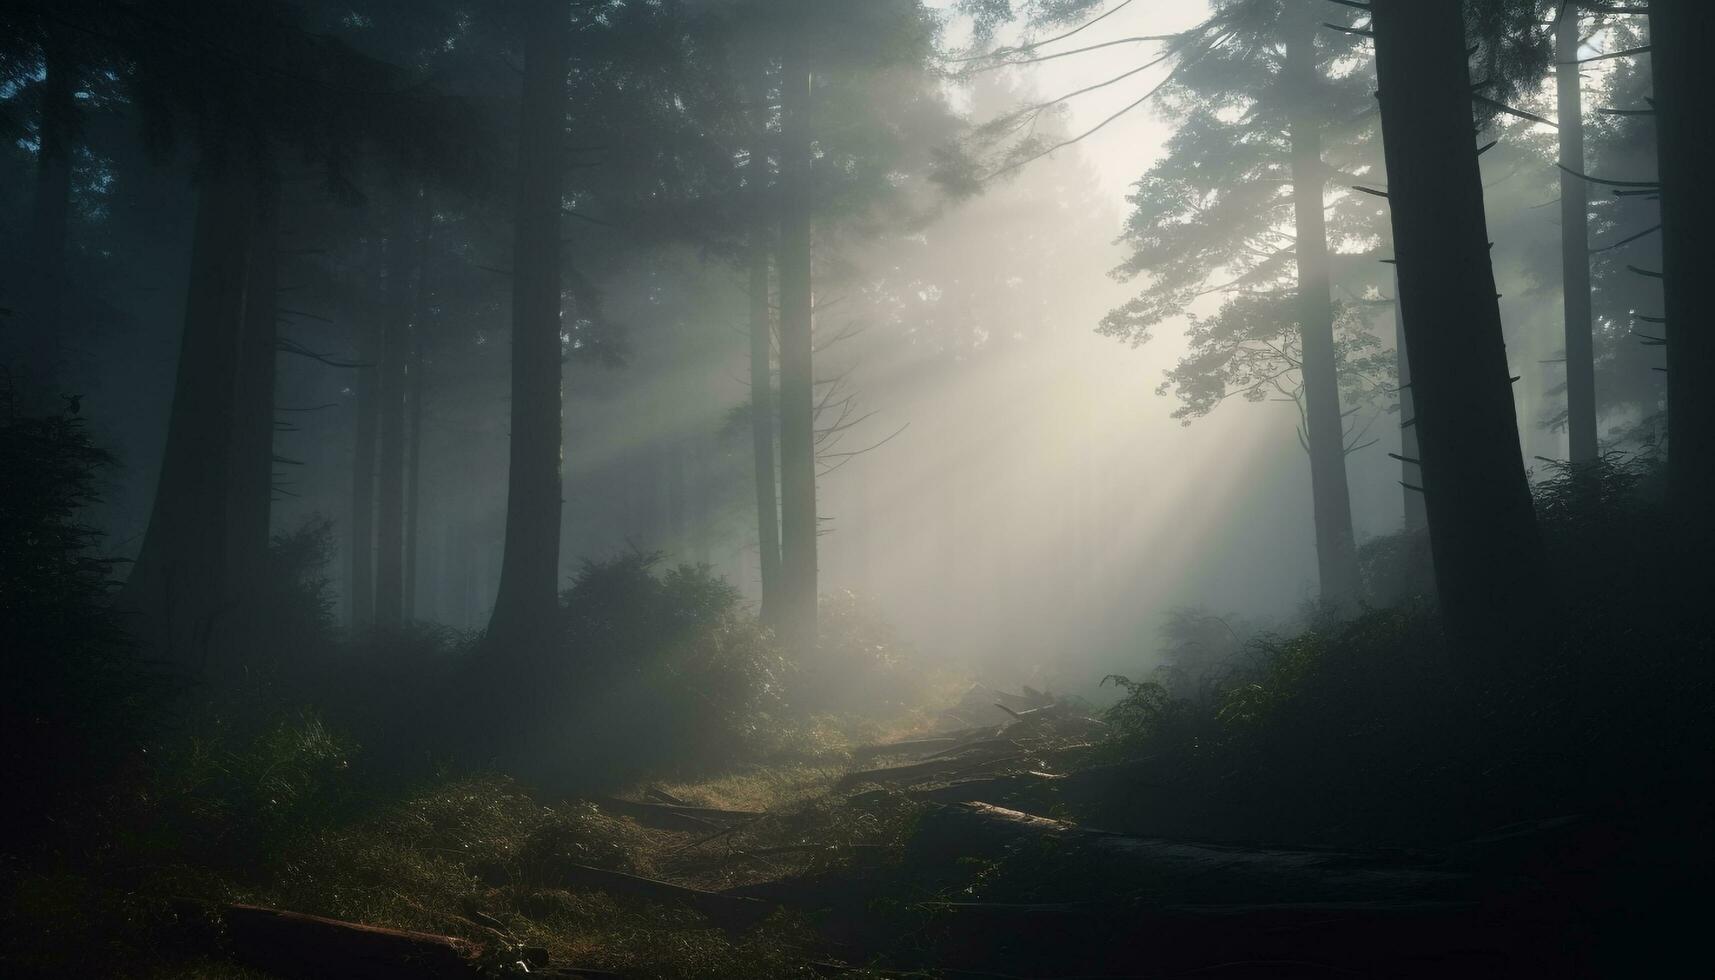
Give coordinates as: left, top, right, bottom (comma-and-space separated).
122, 163, 257, 670
403, 190, 432, 624
404, 328, 425, 623
349, 251, 381, 632
374, 192, 414, 631
1370, 0, 1542, 660
748, 228, 782, 623
1651, 0, 1715, 518
1395, 272, 1427, 531
1285, 11, 1361, 605
667, 440, 687, 558
224, 172, 280, 611
777, 40, 818, 652
23, 27, 75, 409
487, 0, 568, 653
1557, 8, 1597, 465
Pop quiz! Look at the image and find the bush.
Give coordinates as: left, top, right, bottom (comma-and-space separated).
0, 393, 163, 849
508, 551, 789, 789
794, 590, 941, 718
1087, 453, 1715, 846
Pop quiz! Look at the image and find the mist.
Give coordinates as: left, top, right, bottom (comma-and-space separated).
3, 1, 1707, 977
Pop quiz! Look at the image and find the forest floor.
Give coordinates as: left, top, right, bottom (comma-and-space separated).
16, 684, 1676, 979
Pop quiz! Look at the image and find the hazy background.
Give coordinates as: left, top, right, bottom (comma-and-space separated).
63, 0, 1618, 698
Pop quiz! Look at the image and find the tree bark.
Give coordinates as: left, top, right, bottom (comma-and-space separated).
374, 192, 414, 631
748, 227, 781, 623
21, 25, 75, 410
224, 172, 280, 610
777, 40, 818, 652
404, 327, 425, 623
122, 163, 257, 670
1651, 0, 1715, 518
1370, 0, 1542, 660
1395, 272, 1427, 531
1557, 8, 1598, 465
349, 251, 381, 632
487, 0, 568, 654
404, 191, 432, 624
1285, 11, 1361, 605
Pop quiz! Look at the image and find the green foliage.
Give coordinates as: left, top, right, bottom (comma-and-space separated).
527, 551, 790, 787
0, 391, 163, 848
141, 709, 360, 874
1089, 462, 1714, 845
1099, 674, 1203, 757
793, 590, 940, 718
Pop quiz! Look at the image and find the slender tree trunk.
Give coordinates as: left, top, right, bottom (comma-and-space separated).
487, 0, 568, 653
667, 440, 687, 558
1651, 0, 1715, 518
1557, 9, 1598, 465
1395, 272, 1427, 531
349, 250, 381, 632
691, 442, 712, 567
404, 190, 432, 624
23, 27, 75, 409
1285, 12, 1360, 605
374, 192, 414, 631
777, 40, 818, 652
224, 172, 280, 608
1370, 0, 1542, 659
122, 163, 256, 670
404, 329, 425, 622
748, 228, 782, 623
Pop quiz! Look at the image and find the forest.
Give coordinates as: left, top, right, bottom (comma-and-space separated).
1, 0, 1709, 976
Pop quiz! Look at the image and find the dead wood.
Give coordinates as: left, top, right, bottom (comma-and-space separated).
850, 736, 962, 761
218, 903, 488, 979
910, 803, 1475, 907
549, 863, 774, 929
837, 752, 1027, 791
593, 795, 762, 832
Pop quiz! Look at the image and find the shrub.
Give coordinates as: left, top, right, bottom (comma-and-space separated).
0, 392, 163, 848
508, 551, 789, 789
794, 590, 940, 718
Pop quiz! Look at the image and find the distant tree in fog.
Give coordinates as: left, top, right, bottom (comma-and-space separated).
1098, 0, 1388, 607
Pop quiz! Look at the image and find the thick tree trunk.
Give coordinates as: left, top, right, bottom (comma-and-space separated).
486, 0, 568, 654
22, 27, 75, 410
1285, 13, 1361, 605
122, 164, 257, 670
776, 42, 818, 652
748, 229, 782, 623
1370, 0, 1541, 659
349, 254, 381, 632
1558, 9, 1598, 465
1395, 273, 1427, 530
1652, 0, 1715, 518
374, 193, 414, 631
224, 173, 280, 610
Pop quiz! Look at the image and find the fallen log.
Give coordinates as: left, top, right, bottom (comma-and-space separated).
551, 863, 774, 929
850, 736, 963, 761
592, 795, 762, 832
218, 903, 487, 979
910, 803, 1475, 906
838, 756, 1025, 791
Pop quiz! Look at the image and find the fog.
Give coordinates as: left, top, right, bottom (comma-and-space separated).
43, 0, 1637, 695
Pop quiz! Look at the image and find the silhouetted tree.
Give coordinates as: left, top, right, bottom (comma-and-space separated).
1369, 0, 1543, 658
486, 0, 569, 655
1100, 0, 1389, 604
1649, 0, 1715, 520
